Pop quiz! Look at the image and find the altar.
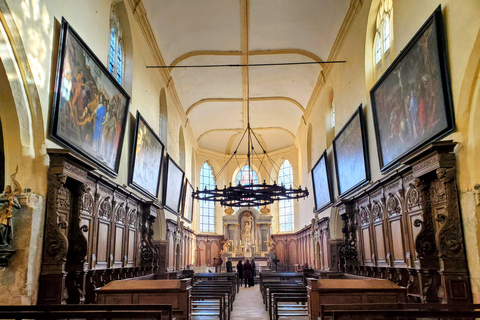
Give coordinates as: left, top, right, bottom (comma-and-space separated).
222, 208, 273, 256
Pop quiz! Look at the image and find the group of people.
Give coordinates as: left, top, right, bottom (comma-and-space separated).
225, 258, 256, 287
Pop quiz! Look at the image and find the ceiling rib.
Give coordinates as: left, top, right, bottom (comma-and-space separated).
197, 127, 296, 143
186, 96, 305, 116
168, 48, 324, 70
241, 0, 249, 129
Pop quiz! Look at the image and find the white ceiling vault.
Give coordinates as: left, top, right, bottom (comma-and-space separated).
142, 0, 350, 155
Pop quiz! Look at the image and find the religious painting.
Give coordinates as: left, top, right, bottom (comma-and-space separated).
129, 111, 165, 199
370, 6, 454, 172
311, 150, 333, 212
333, 105, 370, 197
50, 18, 130, 177
182, 180, 194, 222
163, 154, 185, 215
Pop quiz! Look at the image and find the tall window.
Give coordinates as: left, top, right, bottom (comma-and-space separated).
235, 165, 259, 186
374, 0, 393, 77
108, 4, 124, 84
278, 160, 294, 232
235, 165, 259, 209
200, 162, 215, 232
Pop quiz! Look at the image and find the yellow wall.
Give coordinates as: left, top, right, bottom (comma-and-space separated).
1, 0, 480, 304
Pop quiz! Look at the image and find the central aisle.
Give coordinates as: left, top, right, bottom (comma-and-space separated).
206, 285, 307, 320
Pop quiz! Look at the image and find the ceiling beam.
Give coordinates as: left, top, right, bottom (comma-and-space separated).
197, 126, 296, 143
168, 48, 323, 70
185, 96, 305, 116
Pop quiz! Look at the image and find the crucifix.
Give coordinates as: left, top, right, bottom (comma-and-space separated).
195, 247, 204, 266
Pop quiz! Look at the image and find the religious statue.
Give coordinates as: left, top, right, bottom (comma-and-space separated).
243, 220, 252, 243
0, 167, 22, 248
265, 236, 275, 252
220, 240, 230, 254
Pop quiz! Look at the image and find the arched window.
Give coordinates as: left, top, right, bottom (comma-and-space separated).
108, 4, 124, 84
235, 165, 259, 209
200, 162, 215, 232
278, 160, 294, 232
235, 165, 259, 186
373, 0, 393, 78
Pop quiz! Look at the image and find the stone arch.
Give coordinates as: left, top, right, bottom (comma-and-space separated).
159, 88, 168, 146
179, 126, 186, 170
0, 0, 47, 194
307, 122, 313, 172
329, 206, 343, 240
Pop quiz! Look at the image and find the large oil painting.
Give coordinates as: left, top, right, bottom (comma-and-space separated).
129, 111, 165, 199
163, 155, 185, 215
333, 105, 370, 197
311, 150, 333, 212
182, 180, 194, 222
50, 18, 130, 177
370, 6, 454, 172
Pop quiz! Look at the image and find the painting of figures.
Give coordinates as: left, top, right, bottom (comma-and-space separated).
311, 150, 333, 212
50, 18, 130, 177
333, 105, 370, 197
163, 155, 185, 215
370, 7, 454, 172
129, 112, 164, 199
182, 180, 194, 222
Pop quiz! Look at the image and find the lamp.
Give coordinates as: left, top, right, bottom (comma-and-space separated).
192, 101, 308, 207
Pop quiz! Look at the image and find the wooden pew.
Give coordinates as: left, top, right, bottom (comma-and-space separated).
319, 303, 480, 320
263, 282, 305, 308
96, 279, 191, 320
191, 294, 225, 320
273, 294, 308, 320
331, 309, 480, 319
0, 304, 172, 320
267, 287, 307, 320
193, 272, 239, 293
306, 278, 406, 320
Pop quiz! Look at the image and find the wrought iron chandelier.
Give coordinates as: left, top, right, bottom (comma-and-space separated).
192, 100, 309, 207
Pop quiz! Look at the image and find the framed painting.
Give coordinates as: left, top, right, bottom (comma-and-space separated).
128, 111, 165, 199
182, 180, 194, 222
50, 18, 130, 177
311, 150, 333, 212
333, 105, 370, 197
162, 154, 185, 215
370, 6, 454, 172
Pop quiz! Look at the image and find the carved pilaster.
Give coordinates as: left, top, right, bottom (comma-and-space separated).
66, 183, 89, 272
413, 178, 437, 260
140, 203, 158, 268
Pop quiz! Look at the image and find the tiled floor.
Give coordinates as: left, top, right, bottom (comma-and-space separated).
191, 284, 307, 320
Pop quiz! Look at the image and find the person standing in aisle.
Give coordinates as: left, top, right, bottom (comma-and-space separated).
251, 258, 256, 287
243, 259, 253, 287
237, 260, 244, 287
226, 258, 233, 272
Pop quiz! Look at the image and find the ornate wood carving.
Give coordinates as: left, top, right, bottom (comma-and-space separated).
43, 173, 69, 266
66, 183, 89, 271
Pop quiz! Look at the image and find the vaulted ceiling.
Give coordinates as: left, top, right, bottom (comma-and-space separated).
142, 0, 350, 155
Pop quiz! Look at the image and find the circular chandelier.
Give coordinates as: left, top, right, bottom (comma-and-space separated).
192, 120, 309, 207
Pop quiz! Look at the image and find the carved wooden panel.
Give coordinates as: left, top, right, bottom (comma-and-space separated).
96, 222, 110, 269
113, 226, 124, 268
374, 223, 386, 265
389, 218, 406, 265
127, 229, 136, 266
362, 227, 372, 265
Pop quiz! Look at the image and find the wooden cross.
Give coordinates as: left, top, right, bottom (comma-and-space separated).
195, 247, 204, 266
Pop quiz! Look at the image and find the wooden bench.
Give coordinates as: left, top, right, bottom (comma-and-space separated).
260, 272, 304, 293
0, 304, 173, 320
319, 303, 480, 320
193, 272, 239, 293
331, 309, 480, 319
263, 282, 306, 309
267, 287, 307, 320
273, 294, 308, 320
191, 294, 225, 320
307, 278, 406, 320
96, 279, 191, 320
